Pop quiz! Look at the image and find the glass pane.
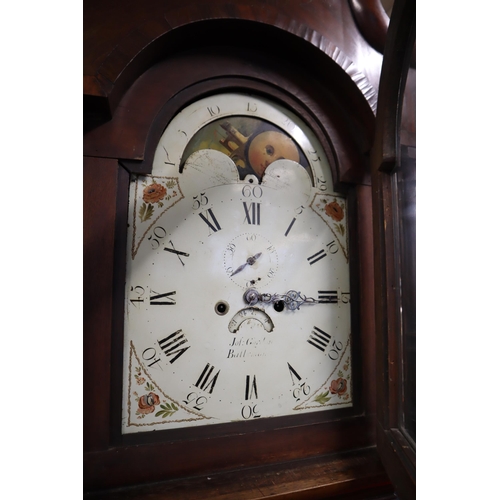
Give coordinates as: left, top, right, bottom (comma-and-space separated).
398, 145, 416, 444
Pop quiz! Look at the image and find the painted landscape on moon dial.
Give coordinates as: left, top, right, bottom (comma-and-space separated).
180, 116, 313, 182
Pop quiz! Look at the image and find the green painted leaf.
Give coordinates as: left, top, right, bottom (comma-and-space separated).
139, 203, 154, 222
314, 391, 331, 405
336, 223, 345, 235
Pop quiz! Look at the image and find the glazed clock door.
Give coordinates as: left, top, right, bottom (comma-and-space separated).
372, 0, 416, 498
121, 93, 354, 433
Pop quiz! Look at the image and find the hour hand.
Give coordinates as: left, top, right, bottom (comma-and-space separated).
230, 252, 262, 277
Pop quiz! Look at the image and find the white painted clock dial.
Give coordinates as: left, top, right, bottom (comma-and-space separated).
122, 93, 352, 433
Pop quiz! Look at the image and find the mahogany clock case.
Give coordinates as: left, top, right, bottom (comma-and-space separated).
84, 34, 379, 492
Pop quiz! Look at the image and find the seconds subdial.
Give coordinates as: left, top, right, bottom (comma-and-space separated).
223, 233, 279, 289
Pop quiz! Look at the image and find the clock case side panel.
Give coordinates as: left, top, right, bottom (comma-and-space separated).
84, 47, 379, 493
83, 156, 129, 453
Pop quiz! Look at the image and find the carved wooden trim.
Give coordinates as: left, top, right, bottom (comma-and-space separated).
84, 3, 377, 119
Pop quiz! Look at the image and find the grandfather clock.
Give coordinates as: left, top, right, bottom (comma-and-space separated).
83, 1, 415, 498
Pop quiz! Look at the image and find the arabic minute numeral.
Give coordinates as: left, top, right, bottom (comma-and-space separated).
192, 193, 209, 210
242, 185, 263, 198
207, 105, 221, 117
328, 340, 343, 360
148, 226, 167, 249
129, 285, 145, 306
327, 240, 339, 254
162, 145, 175, 165
241, 404, 261, 419
287, 363, 311, 402
316, 175, 327, 191
141, 347, 163, 369
293, 382, 311, 402
310, 150, 322, 162
183, 392, 207, 411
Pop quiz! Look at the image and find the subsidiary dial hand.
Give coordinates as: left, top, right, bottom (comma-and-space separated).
230, 252, 262, 276
243, 288, 317, 311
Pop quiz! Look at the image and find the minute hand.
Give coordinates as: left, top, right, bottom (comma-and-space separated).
243, 288, 317, 311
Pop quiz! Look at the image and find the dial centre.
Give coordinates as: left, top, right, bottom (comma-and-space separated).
223, 233, 278, 288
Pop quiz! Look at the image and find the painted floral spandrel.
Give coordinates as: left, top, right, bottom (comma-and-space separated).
313, 359, 351, 405
139, 180, 178, 222
133, 379, 179, 420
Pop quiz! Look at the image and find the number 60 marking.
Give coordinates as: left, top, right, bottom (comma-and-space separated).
242, 185, 263, 198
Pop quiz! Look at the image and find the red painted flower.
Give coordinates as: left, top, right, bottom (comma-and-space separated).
137, 392, 160, 414
329, 378, 348, 396
325, 201, 344, 221
143, 183, 166, 204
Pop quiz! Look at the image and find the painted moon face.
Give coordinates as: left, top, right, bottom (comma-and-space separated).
247, 130, 300, 177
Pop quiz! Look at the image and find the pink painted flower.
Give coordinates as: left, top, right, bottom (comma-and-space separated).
329, 378, 348, 396
137, 392, 160, 414
143, 183, 166, 204
325, 201, 344, 221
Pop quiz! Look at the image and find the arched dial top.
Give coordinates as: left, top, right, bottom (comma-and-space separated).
122, 93, 352, 433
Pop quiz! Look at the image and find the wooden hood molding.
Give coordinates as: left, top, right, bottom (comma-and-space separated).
83, 3, 378, 125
